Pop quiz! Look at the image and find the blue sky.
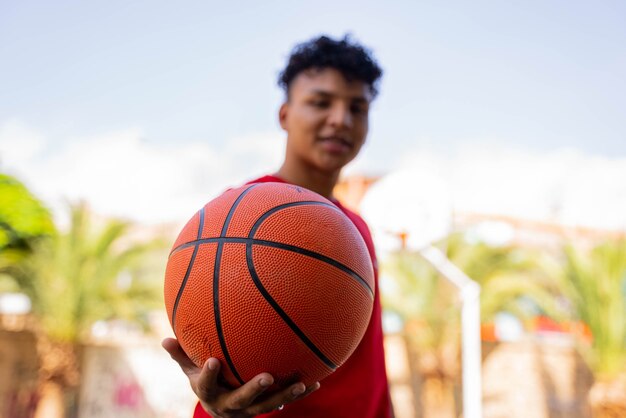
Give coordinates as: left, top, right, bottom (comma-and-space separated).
1, 1, 625, 226
2, 1, 625, 163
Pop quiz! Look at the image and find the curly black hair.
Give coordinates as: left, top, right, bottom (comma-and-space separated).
278, 34, 383, 98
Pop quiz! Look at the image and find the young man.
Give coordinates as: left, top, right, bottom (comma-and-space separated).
163, 35, 392, 418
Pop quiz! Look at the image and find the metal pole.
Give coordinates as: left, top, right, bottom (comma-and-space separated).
419, 245, 483, 418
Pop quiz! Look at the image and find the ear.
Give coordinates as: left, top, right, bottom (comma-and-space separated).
278, 102, 289, 130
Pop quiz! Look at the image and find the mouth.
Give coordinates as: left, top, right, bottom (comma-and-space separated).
318, 136, 353, 153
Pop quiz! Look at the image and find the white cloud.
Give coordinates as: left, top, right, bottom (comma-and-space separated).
0, 119, 45, 168
3, 121, 625, 233
0, 121, 284, 225
362, 145, 626, 240
446, 148, 626, 231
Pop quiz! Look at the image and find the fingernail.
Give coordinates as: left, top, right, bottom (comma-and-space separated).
292, 385, 305, 396
207, 359, 217, 370
259, 378, 271, 387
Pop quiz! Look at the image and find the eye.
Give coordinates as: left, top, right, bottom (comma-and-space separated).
350, 103, 368, 115
310, 99, 330, 108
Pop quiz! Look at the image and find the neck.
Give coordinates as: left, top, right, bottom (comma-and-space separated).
275, 162, 340, 199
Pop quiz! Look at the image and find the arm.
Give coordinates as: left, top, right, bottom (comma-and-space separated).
162, 338, 320, 418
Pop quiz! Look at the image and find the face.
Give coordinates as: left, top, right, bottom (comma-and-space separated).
279, 68, 372, 175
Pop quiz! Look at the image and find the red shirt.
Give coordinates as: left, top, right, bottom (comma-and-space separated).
194, 175, 391, 418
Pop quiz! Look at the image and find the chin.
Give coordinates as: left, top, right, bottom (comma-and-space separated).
315, 159, 352, 174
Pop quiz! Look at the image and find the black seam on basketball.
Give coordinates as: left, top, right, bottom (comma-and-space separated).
220, 183, 260, 237
248, 202, 372, 298
213, 242, 245, 385
212, 185, 259, 386
171, 207, 205, 335
247, 201, 339, 238
253, 240, 373, 298
167, 199, 334, 258
197, 207, 206, 239
171, 237, 373, 298
245, 242, 338, 371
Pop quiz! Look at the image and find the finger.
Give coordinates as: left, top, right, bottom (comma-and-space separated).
246, 381, 312, 415
223, 373, 274, 411
161, 338, 199, 376
292, 381, 321, 401
196, 358, 221, 401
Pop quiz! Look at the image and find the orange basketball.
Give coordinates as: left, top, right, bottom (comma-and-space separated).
164, 182, 375, 390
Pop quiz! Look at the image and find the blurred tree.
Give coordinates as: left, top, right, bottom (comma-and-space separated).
444, 234, 563, 322
382, 250, 459, 418
381, 233, 563, 418
0, 173, 55, 292
548, 240, 626, 417
383, 233, 563, 345
15, 202, 165, 418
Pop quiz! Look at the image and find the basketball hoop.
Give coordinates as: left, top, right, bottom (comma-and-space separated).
360, 168, 482, 418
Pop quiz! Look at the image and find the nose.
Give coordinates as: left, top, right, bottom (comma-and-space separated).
328, 103, 352, 129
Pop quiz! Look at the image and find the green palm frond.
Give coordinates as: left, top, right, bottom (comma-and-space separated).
442, 233, 564, 321
382, 250, 460, 352
21, 203, 166, 343
554, 240, 626, 377
381, 233, 568, 354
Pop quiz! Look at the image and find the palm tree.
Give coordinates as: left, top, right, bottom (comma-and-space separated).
444, 234, 564, 322
383, 234, 564, 340
0, 173, 55, 291
16, 203, 165, 418
382, 250, 460, 418
548, 240, 626, 417
381, 234, 564, 418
